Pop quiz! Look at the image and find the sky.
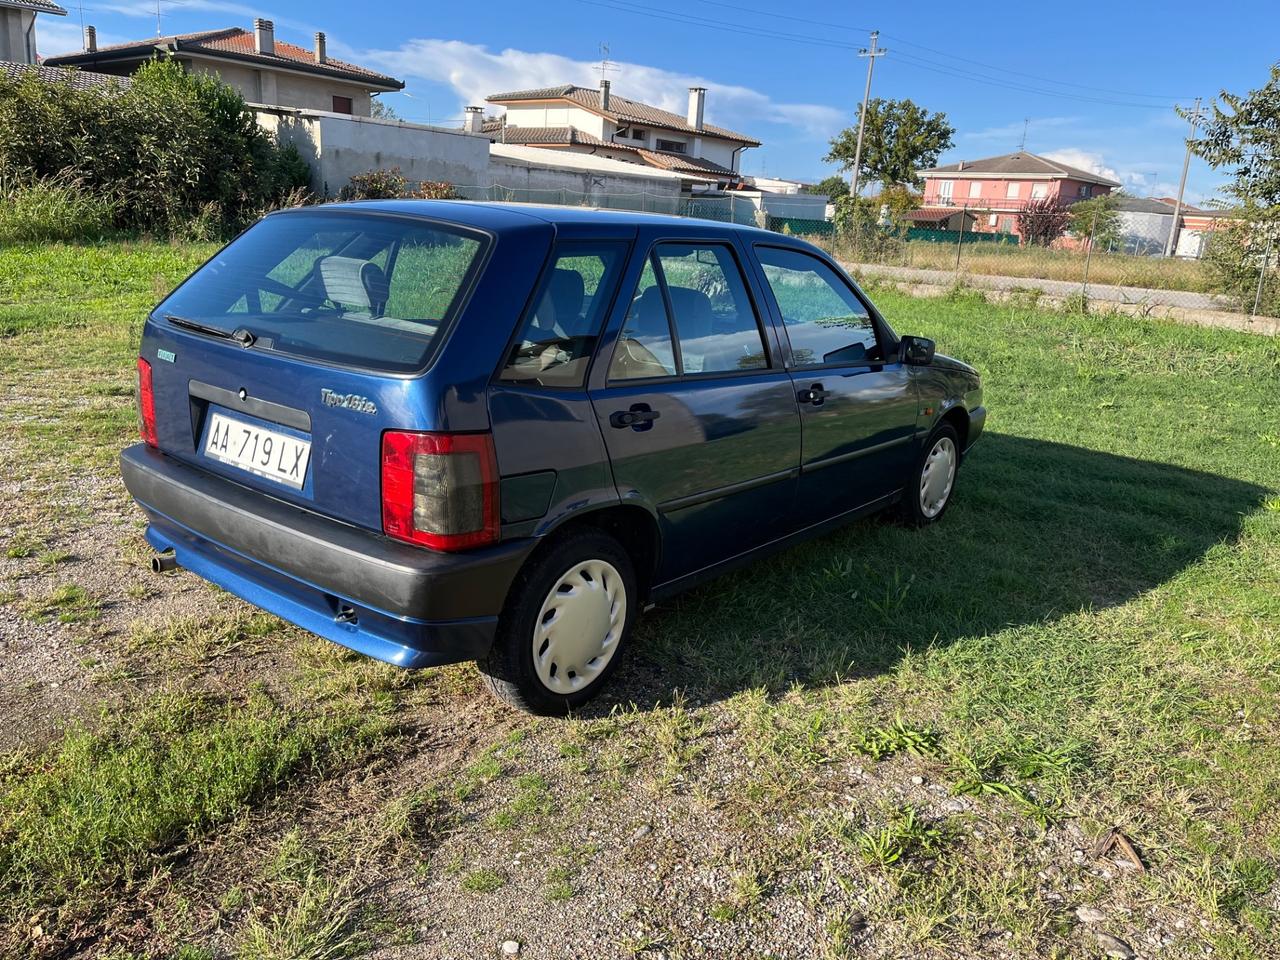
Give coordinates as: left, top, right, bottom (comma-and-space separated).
34, 0, 1280, 205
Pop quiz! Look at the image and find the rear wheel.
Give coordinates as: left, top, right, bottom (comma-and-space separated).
899, 422, 961, 527
481, 529, 636, 715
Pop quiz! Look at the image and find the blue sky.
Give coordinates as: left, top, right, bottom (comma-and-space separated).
36, 0, 1280, 204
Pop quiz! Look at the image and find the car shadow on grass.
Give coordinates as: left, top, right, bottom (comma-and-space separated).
613, 431, 1269, 705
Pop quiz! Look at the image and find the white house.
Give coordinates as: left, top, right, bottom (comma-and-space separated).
480, 82, 760, 190
0, 0, 64, 65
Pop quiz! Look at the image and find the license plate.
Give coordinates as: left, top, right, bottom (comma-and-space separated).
204, 412, 311, 489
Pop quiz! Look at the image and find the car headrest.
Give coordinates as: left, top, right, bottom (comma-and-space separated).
629, 285, 670, 338
665, 286, 714, 339
319, 256, 386, 313
548, 268, 585, 322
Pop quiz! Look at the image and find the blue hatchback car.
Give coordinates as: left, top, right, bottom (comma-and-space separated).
122, 201, 985, 713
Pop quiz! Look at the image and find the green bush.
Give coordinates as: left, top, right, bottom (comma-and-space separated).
0, 174, 118, 242
0, 59, 311, 237
339, 167, 460, 201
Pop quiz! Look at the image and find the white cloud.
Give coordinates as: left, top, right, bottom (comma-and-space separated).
1041, 148, 1121, 184
961, 116, 1079, 143
347, 38, 843, 138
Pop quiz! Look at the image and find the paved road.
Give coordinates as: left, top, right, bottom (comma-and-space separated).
843, 261, 1234, 313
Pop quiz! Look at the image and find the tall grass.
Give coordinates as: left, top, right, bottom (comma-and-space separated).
0, 175, 118, 244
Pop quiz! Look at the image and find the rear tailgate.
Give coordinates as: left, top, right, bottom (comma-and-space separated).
138, 208, 494, 532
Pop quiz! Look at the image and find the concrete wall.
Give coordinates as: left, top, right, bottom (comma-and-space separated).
487, 155, 682, 207
258, 107, 491, 196
189, 56, 373, 116
0, 8, 36, 65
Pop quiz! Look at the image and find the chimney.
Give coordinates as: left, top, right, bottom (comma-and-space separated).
687, 86, 706, 131
464, 106, 484, 134
83, 24, 97, 53
253, 18, 274, 56
313, 31, 326, 64
600, 79, 611, 112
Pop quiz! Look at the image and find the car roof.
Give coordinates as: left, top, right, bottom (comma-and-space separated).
306, 198, 782, 237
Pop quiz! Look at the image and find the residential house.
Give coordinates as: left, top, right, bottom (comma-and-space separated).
45, 19, 402, 116
915, 151, 1120, 239
0, 0, 64, 65
481, 82, 760, 191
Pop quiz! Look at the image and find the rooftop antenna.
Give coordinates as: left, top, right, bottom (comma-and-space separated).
596, 41, 618, 85
1018, 118, 1029, 152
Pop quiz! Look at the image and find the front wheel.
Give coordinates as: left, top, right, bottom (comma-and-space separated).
481, 529, 636, 715
899, 422, 961, 527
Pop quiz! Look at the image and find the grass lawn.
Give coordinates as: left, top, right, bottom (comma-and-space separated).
0, 239, 1278, 959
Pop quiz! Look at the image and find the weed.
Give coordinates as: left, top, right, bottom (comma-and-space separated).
461, 868, 506, 893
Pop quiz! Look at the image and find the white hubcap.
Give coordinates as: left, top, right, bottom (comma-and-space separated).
532, 558, 627, 695
919, 436, 957, 518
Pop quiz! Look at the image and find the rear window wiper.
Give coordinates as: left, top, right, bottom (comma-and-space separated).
165, 314, 257, 347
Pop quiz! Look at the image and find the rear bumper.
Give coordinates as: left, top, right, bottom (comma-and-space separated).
120, 444, 535, 668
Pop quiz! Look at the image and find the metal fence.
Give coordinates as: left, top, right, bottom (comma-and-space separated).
440, 183, 1279, 322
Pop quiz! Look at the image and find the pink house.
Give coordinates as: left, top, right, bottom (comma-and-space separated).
915, 151, 1120, 239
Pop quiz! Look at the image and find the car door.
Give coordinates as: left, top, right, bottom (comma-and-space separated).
588, 236, 801, 583
752, 244, 919, 528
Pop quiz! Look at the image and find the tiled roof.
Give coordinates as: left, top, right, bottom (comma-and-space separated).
904, 207, 971, 222
482, 121, 740, 178
44, 26, 402, 89
0, 0, 67, 15
1, 59, 129, 90
920, 151, 1122, 187
486, 84, 760, 146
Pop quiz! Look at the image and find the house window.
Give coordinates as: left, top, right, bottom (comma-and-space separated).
631, 127, 646, 141
1006, 182, 1021, 199
1078, 183, 1090, 197
655, 138, 687, 154
988, 213, 998, 227
1031, 183, 1048, 199
968, 181, 982, 198
938, 180, 954, 201
332, 96, 353, 114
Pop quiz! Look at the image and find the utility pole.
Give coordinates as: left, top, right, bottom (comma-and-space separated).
849, 30, 887, 200
1163, 97, 1201, 258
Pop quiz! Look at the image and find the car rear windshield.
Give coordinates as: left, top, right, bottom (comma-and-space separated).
156, 211, 488, 374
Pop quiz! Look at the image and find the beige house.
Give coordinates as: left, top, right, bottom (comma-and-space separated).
0, 0, 64, 65
481, 82, 760, 187
45, 19, 401, 116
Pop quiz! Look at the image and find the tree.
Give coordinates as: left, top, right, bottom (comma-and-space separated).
1069, 192, 1124, 250
804, 175, 849, 200
824, 98, 954, 192
1187, 62, 1280, 213
1017, 196, 1072, 247
370, 97, 400, 121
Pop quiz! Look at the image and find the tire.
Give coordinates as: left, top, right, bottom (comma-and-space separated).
480, 529, 637, 715
899, 422, 961, 527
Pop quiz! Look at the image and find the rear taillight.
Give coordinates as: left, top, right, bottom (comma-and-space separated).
137, 357, 158, 447
381, 431, 500, 551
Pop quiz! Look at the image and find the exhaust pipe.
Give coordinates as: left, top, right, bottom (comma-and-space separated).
151, 550, 179, 574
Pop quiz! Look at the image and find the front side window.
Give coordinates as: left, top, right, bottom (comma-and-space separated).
653, 243, 767, 374
755, 246, 884, 368
498, 242, 627, 386
158, 212, 486, 373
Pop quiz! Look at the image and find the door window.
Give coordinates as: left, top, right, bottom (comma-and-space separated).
755, 246, 884, 367
499, 242, 627, 386
608, 258, 679, 380
653, 243, 767, 374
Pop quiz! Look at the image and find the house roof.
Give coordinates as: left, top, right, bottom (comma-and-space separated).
920, 151, 1122, 187
1115, 196, 1233, 218
903, 207, 974, 222
1, 59, 129, 90
44, 26, 403, 90
482, 121, 740, 179
486, 84, 760, 146
0, 0, 67, 15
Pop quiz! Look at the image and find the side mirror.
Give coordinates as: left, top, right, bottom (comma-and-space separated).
899, 335, 936, 366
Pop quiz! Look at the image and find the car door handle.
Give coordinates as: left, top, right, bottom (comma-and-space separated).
798, 384, 829, 405
610, 406, 661, 429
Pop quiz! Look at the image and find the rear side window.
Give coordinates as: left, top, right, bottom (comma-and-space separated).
609, 242, 768, 381
498, 242, 627, 386
755, 246, 884, 367
157, 212, 487, 373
